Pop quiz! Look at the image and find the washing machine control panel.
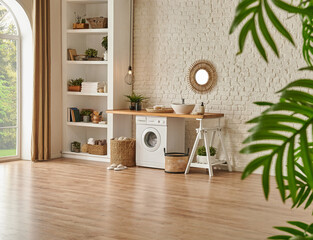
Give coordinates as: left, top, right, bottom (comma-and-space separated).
136, 116, 167, 126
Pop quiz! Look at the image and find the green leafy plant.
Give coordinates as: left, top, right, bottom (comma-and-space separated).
80, 109, 93, 116
101, 36, 108, 51
125, 92, 148, 103
230, 0, 313, 239
68, 78, 84, 86
197, 146, 217, 156
85, 48, 98, 58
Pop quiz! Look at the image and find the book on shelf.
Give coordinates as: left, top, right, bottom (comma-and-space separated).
67, 107, 81, 122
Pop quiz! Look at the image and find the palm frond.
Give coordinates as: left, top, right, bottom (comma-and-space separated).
269, 221, 313, 239
241, 79, 313, 204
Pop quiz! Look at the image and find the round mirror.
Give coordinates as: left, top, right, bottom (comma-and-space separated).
188, 60, 217, 94
195, 69, 209, 85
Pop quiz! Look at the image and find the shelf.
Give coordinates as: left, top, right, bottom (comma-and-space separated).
67, 61, 108, 65
67, 0, 107, 4
62, 151, 109, 163
67, 122, 108, 128
67, 92, 108, 97
67, 29, 108, 34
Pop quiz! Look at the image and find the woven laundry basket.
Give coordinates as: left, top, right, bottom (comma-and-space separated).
110, 138, 136, 167
88, 144, 107, 155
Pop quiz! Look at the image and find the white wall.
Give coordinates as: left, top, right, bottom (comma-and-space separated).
17, 0, 62, 159
133, 0, 312, 171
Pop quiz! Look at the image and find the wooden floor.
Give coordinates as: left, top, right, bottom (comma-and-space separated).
0, 159, 311, 240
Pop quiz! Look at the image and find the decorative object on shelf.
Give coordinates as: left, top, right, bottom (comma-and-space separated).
80, 109, 93, 122
124, 0, 134, 85
67, 48, 77, 61
87, 17, 108, 29
88, 139, 107, 155
91, 111, 102, 123
85, 48, 102, 61
196, 146, 217, 164
188, 60, 217, 94
97, 81, 107, 93
87, 138, 95, 145
101, 36, 108, 61
110, 138, 136, 167
68, 78, 84, 92
67, 107, 81, 122
125, 92, 148, 111
146, 108, 174, 113
81, 82, 98, 94
199, 102, 205, 115
81, 144, 88, 153
71, 141, 81, 153
73, 12, 88, 29
74, 55, 86, 61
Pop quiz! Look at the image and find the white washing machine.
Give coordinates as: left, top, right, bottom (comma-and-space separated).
136, 116, 185, 169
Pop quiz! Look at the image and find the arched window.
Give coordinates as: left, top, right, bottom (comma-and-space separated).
0, 1, 20, 159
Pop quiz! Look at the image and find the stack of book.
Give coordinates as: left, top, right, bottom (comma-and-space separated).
67, 107, 81, 122
81, 82, 98, 94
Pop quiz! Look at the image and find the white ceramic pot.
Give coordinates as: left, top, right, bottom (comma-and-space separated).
197, 155, 216, 164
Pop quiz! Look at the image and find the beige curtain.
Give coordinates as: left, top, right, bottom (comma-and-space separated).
31, 0, 51, 161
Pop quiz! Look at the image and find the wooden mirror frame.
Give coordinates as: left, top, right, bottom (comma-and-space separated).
188, 60, 217, 94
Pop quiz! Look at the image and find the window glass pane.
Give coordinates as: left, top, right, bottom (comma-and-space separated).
0, 3, 17, 35
0, 128, 17, 157
0, 38, 17, 128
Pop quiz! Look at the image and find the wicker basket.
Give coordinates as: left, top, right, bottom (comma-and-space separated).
87, 17, 108, 29
110, 138, 136, 167
88, 144, 107, 155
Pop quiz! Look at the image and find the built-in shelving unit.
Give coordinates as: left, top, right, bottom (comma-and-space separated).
62, 0, 132, 162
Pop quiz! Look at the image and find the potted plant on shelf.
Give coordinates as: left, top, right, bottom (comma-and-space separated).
196, 146, 217, 164
80, 109, 93, 123
68, 78, 84, 92
71, 141, 81, 153
85, 48, 100, 61
125, 92, 148, 111
101, 36, 108, 61
73, 12, 89, 29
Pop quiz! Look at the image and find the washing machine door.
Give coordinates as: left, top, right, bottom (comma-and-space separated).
142, 127, 161, 152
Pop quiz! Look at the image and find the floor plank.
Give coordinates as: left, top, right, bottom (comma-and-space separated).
0, 159, 311, 240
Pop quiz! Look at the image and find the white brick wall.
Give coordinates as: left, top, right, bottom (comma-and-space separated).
133, 0, 311, 171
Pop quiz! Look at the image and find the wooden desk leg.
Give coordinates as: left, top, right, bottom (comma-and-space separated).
185, 131, 201, 174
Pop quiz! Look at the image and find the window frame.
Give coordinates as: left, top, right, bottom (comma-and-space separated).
0, 0, 21, 161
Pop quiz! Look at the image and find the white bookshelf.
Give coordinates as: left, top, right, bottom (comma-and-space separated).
62, 0, 132, 162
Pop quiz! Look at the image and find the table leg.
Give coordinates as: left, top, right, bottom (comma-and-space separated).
217, 130, 232, 172
185, 131, 201, 174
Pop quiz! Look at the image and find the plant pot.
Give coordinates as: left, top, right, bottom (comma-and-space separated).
197, 155, 216, 164
71, 142, 81, 152
73, 23, 89, 29
129, 102, 136, 110
135, 102, 142, 111
68, 85, 81, 92
83, 116, 90, 122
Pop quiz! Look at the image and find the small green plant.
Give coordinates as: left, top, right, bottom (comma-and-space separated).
72, 141, 80, 148
68, 78, 84, 86
81, 18, 86, 24
85, 48, 98, 58
101, 36, 108, 50
125, 92, 148, 103
197, 146, 217, 156
80, 109, 93, 116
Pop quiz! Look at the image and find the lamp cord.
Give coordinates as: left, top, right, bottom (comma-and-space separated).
129, 0, 133, 67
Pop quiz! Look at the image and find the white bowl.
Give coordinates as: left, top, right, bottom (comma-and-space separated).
171, 103, 195, 114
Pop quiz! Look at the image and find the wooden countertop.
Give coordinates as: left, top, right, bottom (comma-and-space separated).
106, 109, 224, 119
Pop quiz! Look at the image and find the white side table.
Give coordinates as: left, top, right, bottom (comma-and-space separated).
185, 118, 232, 177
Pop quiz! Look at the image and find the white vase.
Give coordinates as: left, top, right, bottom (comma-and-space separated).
197, 155, 216, 164
103, 50, 108, 61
